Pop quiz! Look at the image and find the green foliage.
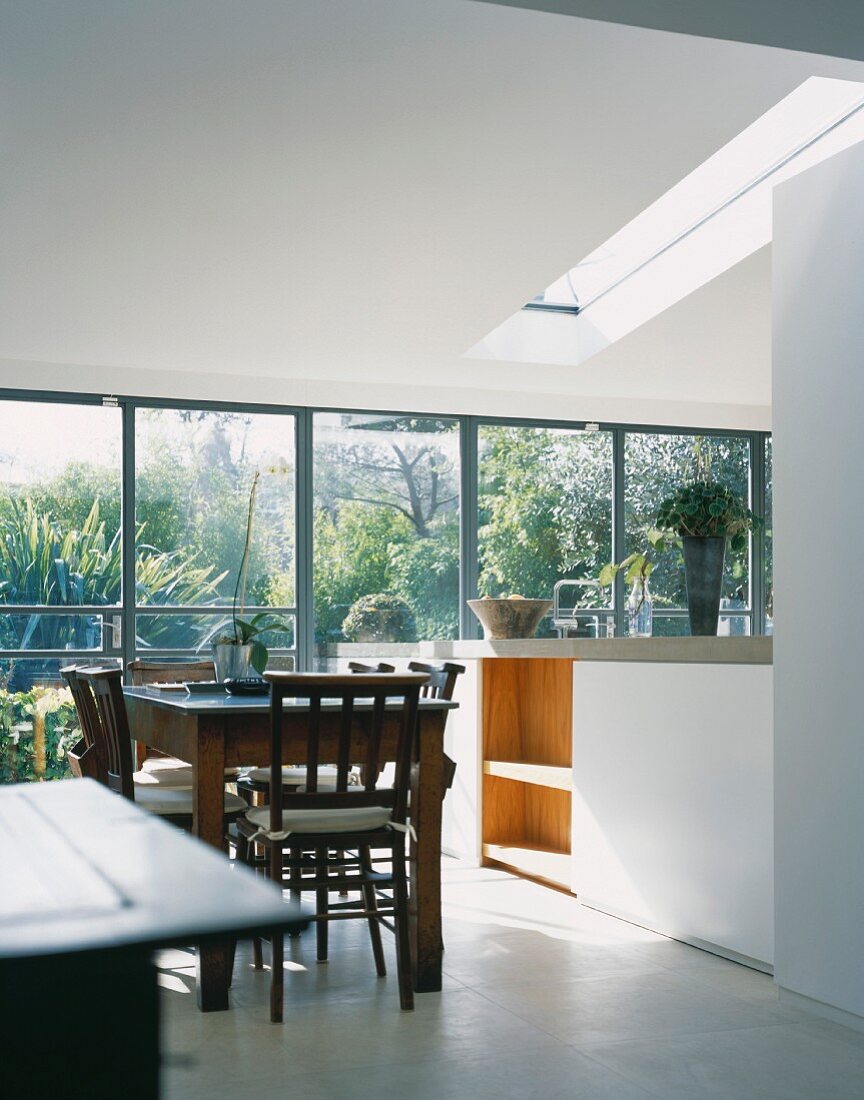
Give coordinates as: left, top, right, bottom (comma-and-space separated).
0, 496, 228, 653
0, 686, 80, 783
598, 530, 667, 591
626, 435, 751, 608
478, 427, 612, 614
341, 594, 417, 643
656, 480, 761, 553
313, 504, 413, 642
388, 532, 459, 640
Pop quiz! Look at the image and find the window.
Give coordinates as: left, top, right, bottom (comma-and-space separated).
477, 424, 613, 636
0, 398, 122, 781
624, 432, 752, 636
313, 414, 460, 661
134, 407, 296, 664
0, 390, 771, 784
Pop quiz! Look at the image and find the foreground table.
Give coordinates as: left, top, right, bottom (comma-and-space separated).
0, 779, 307, 1100
124, 687, 457, 1010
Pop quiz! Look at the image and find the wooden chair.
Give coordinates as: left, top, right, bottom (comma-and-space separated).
130, 655, 219, 778
61, 665, 108, 781
127, 658, 240, 782
236, 672, 427, 1020
347, 661, 396, 674
74, 667, 247, 826
408, 661, 465, 792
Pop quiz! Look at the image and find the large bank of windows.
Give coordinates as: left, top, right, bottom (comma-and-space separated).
312, 414, 460, 664
0, 399, 123, 781
624, 432, 753, 636
134, 408, 297, 667
477, 425, 614, 637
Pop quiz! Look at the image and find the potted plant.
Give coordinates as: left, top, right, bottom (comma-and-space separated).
656, 479, 760, 636
341, 593, 417, 643
208, 472, 290, 679
598, 530, 666, 637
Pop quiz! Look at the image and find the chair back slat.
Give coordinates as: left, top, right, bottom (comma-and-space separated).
263, 673, 428, 824
348, 661, 396, 674
337, 697, 354, 789
128, 658, 215, 686
305, 695, 321, 792
407, 661, 465, 700
78, 667, 136, 801
61, 665, 109, 783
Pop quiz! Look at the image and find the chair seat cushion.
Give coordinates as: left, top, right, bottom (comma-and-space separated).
243, 804, 393, 835
245, 765, 338, 788
141, 755, 241, 780
135, 783, 247, 817
133, 765, 193, 789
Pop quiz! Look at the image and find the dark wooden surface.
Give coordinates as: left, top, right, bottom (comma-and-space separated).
0, 779, 307, 1099
0, 779, 305, 958
123, 687, 456, 1009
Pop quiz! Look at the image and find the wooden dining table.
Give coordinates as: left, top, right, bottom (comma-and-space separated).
123, 686, 457, 1011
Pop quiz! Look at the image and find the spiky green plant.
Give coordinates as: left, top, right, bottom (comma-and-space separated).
0, 497, 227, 652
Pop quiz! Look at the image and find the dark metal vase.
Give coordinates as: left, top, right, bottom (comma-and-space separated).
682, 536, 726, 636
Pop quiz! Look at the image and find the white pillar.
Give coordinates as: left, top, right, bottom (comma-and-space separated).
773, 137, 864, 1023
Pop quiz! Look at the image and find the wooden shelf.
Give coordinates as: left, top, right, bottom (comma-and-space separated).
480, 657, 574, 892
483, 759, 572, 791
482, 843, 571, 891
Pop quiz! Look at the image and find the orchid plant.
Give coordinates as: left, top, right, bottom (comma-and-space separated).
208, 471, 290, 675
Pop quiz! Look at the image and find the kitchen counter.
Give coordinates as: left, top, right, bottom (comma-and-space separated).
325, 636, 772, 664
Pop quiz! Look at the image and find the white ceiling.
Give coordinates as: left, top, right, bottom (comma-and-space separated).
2, 1, 863, 423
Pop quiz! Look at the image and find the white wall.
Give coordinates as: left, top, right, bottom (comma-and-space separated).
572, 661, 774, 967
773, 139, 864, 1021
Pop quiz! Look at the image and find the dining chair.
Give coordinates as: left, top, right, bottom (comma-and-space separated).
61, 664, 108, 781
235, 672, 427, 1020
74, 667, 247, 827
407, 661, 465, 793
127, 658, 241, 783
347, 661, 396, 674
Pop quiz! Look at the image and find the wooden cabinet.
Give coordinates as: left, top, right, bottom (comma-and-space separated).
481, 657, 573, 890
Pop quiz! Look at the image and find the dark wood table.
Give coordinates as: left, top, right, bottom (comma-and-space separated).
0, 779, 307, 1099
123, 687, 457, 1011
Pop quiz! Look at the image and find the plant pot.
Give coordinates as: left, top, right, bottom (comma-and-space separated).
682, 536, 726, 636
212, 642, 254, 682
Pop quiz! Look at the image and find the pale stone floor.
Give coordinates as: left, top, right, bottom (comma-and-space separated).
159, 860, 864, 1099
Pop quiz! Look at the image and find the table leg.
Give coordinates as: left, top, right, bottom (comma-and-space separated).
193, 719, 232, 1012
409, 713, 446, 992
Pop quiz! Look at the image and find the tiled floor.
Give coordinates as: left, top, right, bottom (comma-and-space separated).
160, 860, 864, 1099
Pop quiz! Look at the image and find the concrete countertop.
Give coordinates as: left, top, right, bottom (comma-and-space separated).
324, 636, 773, 665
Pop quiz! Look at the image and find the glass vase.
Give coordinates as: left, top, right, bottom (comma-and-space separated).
627, 577, 653, 638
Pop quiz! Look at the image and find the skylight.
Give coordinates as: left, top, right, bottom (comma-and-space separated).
468, 77, 864, 367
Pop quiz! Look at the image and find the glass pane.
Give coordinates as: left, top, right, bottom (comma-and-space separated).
765, 436, 773, 634
0, 400, 122, 608
135, 408, 296, 608
136, 612, 295, 652
0, 658, 121, 783
313, 414, 460, 650
651, 616, 691, 638
478, 425, 613, 637
0, 613, 109, 653
625, 433, 751, 610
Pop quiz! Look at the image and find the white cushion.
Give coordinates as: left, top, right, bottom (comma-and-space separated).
141, 755, 241, 780
135, 783, 247, 816
133, 765, 193, 789
243, 804, 392, 835
245, 765, 338, 788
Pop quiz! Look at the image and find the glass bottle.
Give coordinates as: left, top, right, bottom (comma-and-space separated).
627, 577, 653, 637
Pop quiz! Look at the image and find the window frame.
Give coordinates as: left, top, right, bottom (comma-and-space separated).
0, 386, 772, 674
